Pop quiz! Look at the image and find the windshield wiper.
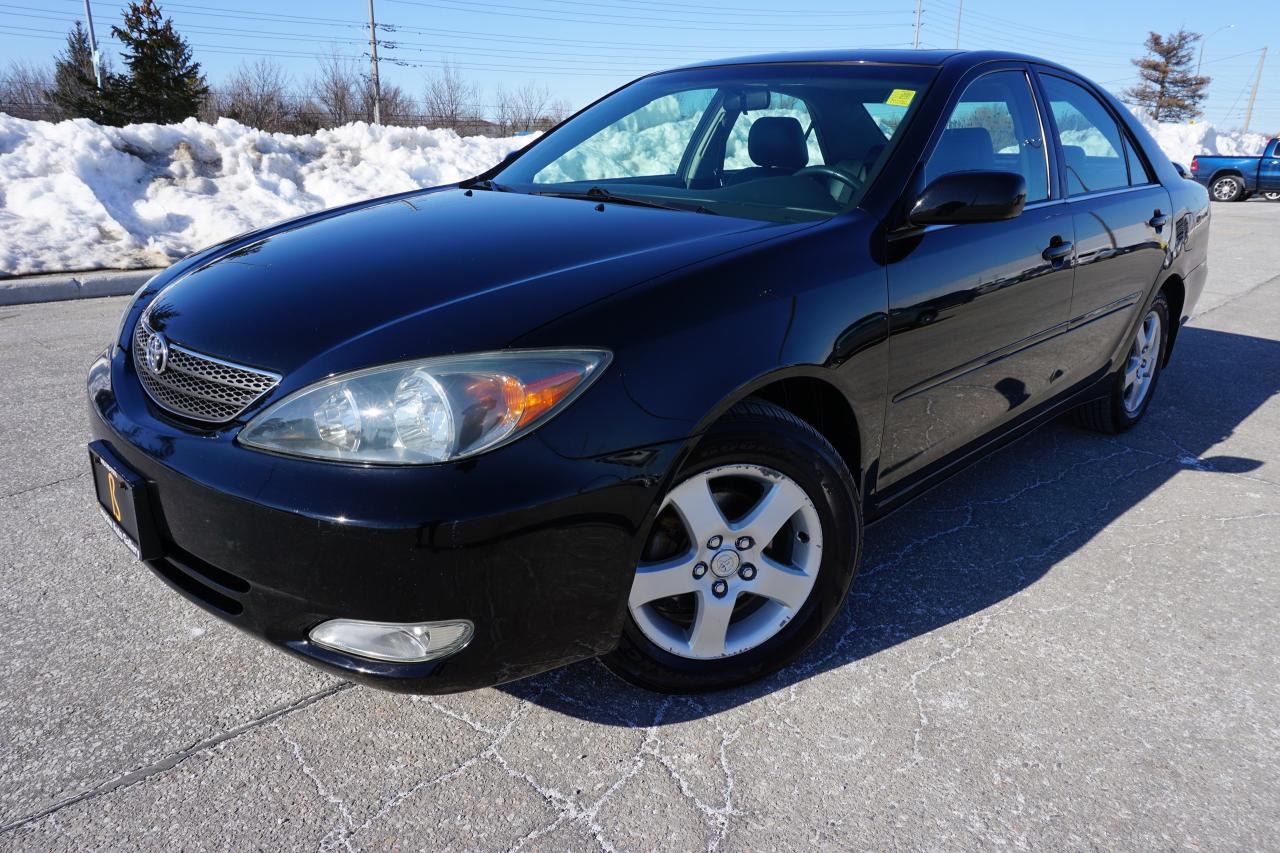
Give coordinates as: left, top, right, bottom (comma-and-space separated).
460, 178, 516, 192
535, 185, 717, 215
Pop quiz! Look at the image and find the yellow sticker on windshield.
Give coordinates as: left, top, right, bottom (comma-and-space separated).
886, 89, 916, 107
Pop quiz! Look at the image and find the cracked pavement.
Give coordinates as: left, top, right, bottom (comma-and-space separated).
2, 201, 1278, 850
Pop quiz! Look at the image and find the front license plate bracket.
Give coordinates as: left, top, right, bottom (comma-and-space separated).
89, 440, 164, 561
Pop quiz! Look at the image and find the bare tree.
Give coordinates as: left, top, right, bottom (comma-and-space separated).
310, 52, 362, 127
495, 81, 565, 133
0, 61, 57, 120
359, 79, 410, 125
543, 98, 570, 129
215, 59, 292, 132
422, 61, 482, 132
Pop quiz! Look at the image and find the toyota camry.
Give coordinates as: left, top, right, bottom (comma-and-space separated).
87, 49, 1210, 694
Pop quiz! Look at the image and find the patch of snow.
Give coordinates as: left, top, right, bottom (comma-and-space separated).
0, 115, 526, 276
0, 110, 1275, 276
1134, 114, 1272, 167
533, 91, 711, 183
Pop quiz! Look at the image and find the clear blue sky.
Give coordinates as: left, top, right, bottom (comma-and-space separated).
3, 0, 1277, 132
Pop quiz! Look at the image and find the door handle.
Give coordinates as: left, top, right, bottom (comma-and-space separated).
1042, 239, 1073, 263
1148, 211, 1169, 230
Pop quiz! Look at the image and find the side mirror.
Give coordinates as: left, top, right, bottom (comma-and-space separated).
1171, 161, 1190, 179
908, 171, 1027, 226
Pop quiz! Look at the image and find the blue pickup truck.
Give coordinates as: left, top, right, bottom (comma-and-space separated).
1190, 137, 1280, 202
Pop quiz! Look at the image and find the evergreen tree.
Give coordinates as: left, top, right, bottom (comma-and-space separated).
1125, 30, 1210, 122
112, 0, 207, 123
47, 21, 120, 123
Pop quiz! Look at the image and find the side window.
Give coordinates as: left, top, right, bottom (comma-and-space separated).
923, 70, 1049, 202
532, 89, 715, 184
1122, 135, 1154, 185
723, 95, 825, 170
1039, 75, 1129, 195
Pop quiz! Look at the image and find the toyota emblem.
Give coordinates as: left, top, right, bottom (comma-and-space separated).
145, 333, 170, 374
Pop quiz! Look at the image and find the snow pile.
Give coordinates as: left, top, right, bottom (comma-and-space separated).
0, 115, 526, 276
534, 91, 708, 183
1138, 116, 1271, 166
0, 110, 1275, 277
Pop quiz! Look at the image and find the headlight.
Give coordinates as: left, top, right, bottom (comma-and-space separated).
239, 349, 611, 464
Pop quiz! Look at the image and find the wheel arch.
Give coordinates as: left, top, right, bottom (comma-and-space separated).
1208, 169, 1246, 198
686, 367, 871, 505
1156, 274, 1186, 365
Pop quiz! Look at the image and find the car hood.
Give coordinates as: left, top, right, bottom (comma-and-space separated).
142, 188, 799, 377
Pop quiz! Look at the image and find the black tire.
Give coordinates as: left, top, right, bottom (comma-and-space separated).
1211, 175, 1245, 202
1074, 291, 1170, 434
602, 398, 861, 693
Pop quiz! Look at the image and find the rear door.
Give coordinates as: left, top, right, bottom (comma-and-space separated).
879, 67, 1075, 489
1034, 71, 1171, 385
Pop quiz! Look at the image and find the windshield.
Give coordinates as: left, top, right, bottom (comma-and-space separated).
493, 63, 935, 224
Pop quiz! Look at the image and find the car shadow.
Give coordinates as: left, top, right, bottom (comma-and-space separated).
498, 324, 1279, 726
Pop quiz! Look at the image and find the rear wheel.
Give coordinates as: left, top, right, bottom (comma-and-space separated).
603, 399, 860, 693
1074, 291, 1169, 434
1263, 191, 1280, 202
1211, 175, 1245, 202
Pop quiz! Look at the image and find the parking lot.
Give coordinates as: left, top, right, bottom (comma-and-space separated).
1, 200, 1278, 850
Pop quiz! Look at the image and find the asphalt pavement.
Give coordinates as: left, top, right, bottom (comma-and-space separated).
1, 200, 1278, 851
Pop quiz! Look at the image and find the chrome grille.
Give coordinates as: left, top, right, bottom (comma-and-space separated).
132, 321, 280, 423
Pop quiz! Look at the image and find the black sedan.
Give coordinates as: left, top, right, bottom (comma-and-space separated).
88, 50, 1210, 694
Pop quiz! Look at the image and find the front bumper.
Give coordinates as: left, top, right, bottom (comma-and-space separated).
88, 346, 679, 693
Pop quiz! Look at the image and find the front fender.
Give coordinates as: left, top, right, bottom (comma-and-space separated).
517, 211, 890, 493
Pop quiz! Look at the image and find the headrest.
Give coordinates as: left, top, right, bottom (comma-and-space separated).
748, 116, 808, 170
1061, 145, 1087, 167
1061, 145, 1089, 192
930, 127, 996, 176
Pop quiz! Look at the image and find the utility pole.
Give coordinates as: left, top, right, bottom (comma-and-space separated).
913, 0, 922, 49
367, 0, 382, 125
1197, 24, 1235, 76
1243, 47, 1266, 134
954, 0, 962, 48
82, 0, 102, 90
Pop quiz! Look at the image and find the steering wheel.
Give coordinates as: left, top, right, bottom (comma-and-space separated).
794, 165, 860, 192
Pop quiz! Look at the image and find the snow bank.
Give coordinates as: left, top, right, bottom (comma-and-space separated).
0, 110, 1274, 276
1137, 115, 1271, 167
0, 115, 525, 276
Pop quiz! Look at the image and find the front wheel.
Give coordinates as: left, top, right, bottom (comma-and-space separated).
1263, 191, 1280, 202
1211, 175, 1245, 202
602, 399, 860, 693
1074, 291, 1169, 434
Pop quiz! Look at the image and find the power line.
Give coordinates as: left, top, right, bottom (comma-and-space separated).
65, 0, 367, 29
929, 0, 1134, 47
528, 0, 906, 17
2, 9, 795, 68
384, 0, 906, 32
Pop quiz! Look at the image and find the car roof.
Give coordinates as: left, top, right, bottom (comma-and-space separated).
672, 49, 1067, 73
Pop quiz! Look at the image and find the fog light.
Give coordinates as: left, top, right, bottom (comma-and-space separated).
309, 618, 473, 663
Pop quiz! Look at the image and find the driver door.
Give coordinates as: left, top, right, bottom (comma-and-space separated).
879, 68, 1076, 491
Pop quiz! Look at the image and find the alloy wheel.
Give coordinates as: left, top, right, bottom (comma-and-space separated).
628, 464, 823, 660
1212, 177, 1241, 201
1122, 310, 1161, 414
